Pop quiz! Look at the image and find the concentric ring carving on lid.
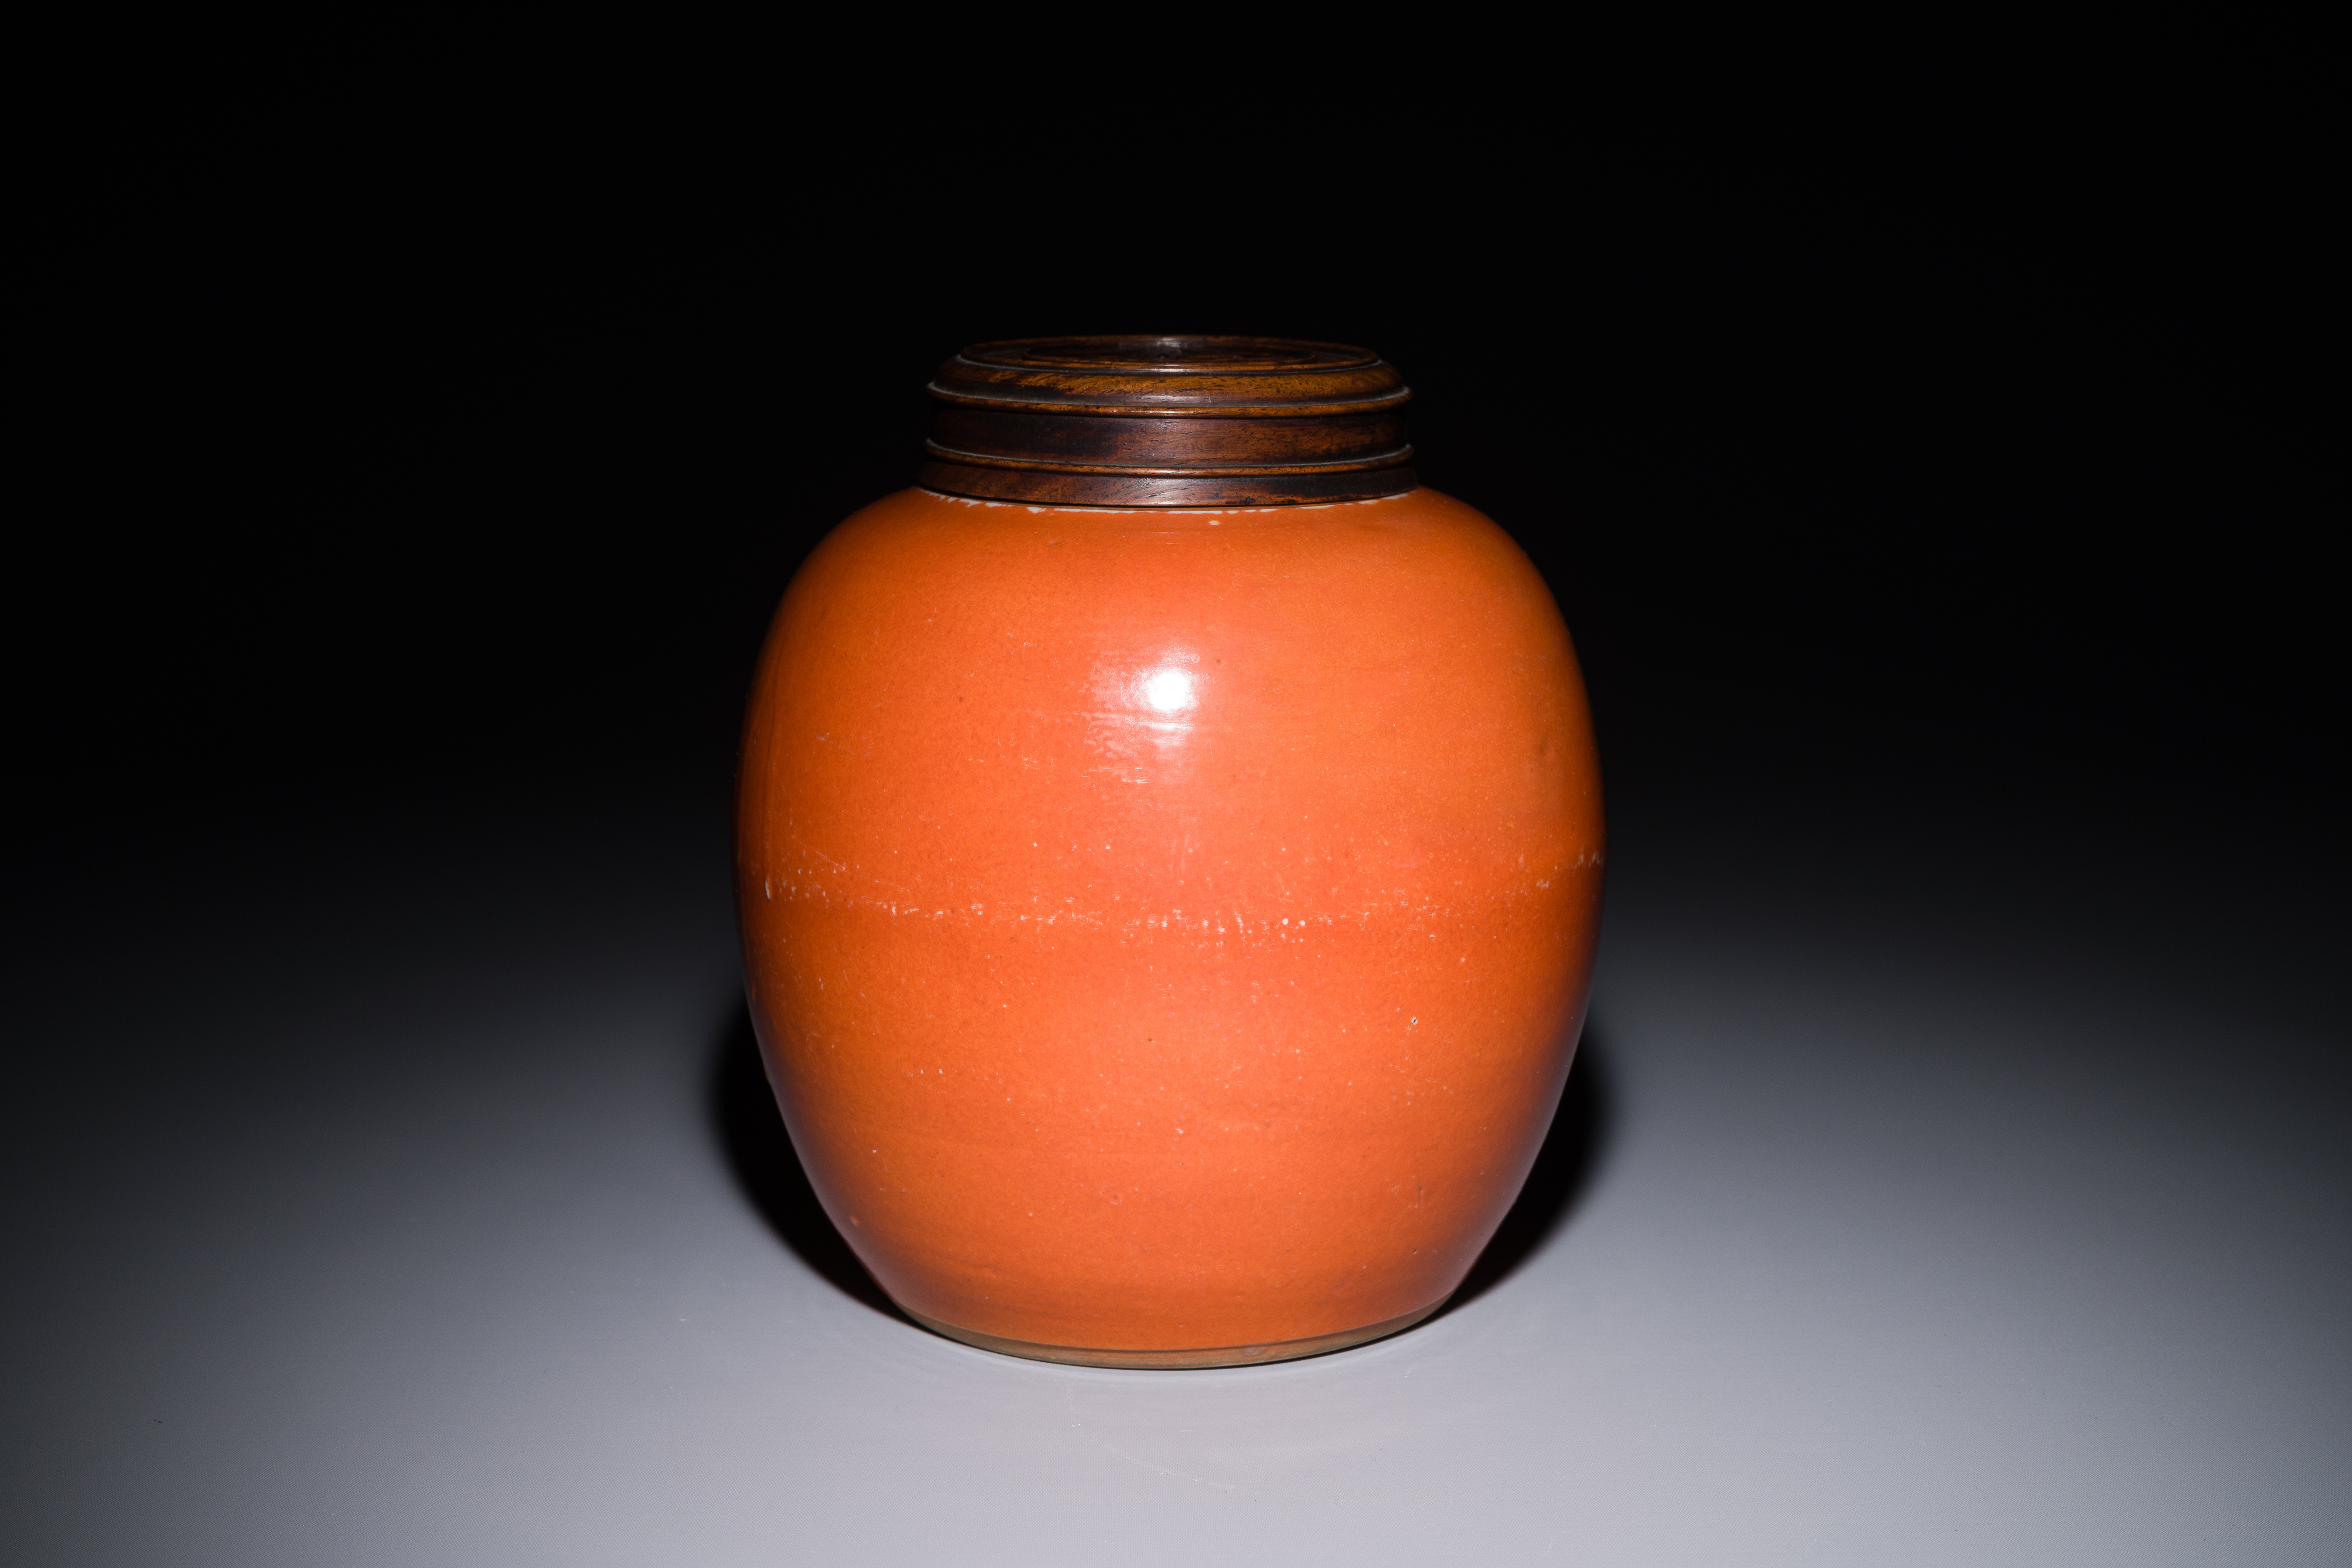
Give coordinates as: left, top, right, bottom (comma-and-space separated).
931, 335, 1410, 415
919, 334, 1416, 506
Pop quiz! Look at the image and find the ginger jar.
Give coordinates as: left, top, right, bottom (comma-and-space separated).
736, 336, 1602, 1366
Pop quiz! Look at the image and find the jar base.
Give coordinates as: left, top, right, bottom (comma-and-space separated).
900, 1297, 1451, 1369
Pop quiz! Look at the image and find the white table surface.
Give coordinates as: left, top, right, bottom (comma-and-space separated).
6, 796, 2344, 1565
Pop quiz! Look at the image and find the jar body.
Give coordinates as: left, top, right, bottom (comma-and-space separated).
736, 485, 1602, 1365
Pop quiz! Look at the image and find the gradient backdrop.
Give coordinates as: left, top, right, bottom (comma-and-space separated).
8, 99, 2342, 1564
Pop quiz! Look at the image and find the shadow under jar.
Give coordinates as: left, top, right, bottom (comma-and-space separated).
736, 336, 1603, 1367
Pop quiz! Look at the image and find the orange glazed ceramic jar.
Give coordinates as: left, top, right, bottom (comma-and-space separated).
736, 338, 1603, 1367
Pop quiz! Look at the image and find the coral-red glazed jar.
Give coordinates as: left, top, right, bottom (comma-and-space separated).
737, 337, 1602, 1366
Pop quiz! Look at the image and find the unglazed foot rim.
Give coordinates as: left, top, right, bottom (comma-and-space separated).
901, 1297, 1452, 1369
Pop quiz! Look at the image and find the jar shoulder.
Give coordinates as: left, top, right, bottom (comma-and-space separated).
781, 485, 1561, 635
740, 485, 1599, 867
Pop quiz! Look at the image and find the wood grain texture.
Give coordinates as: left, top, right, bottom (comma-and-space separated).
919, 336, 1417, 505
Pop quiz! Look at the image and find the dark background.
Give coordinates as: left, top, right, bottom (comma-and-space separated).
16, 102, 2336, 882
7, 87, 2345, 1565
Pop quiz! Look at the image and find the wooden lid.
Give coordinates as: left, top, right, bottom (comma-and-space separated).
916, 336, 1416, 507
